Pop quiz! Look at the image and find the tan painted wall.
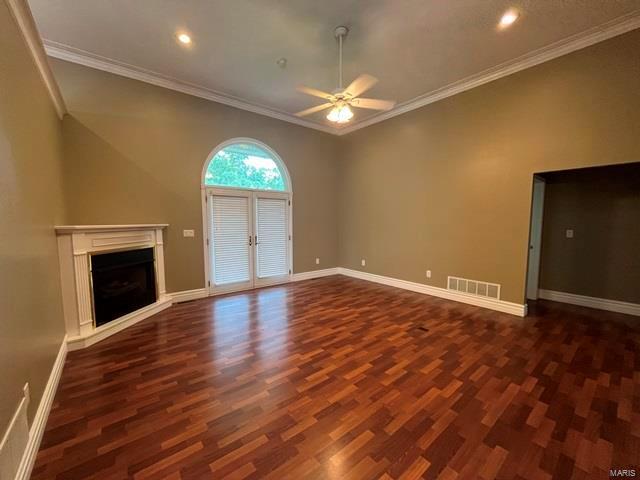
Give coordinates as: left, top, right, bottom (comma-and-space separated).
539, 164, 640, 303
338, 30, 640, 304
0, 4, 67, 432
51, 59, 341, 293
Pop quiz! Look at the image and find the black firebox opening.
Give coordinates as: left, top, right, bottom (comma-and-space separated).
91, 247, 156, 327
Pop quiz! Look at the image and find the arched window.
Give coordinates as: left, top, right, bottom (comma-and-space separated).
202, 139, 292, 295
203, 140, 290, 191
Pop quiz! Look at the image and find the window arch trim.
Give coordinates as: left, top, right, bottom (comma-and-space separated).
201, 138, 292, 193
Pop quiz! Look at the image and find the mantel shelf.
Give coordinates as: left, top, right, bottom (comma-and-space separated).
55, 224, 169, 234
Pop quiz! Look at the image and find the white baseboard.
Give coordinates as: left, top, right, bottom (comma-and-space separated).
538, 289, 640, 317
177, 267, 526, 316
14, 335, 67, 480
66, 297, 172, 351
168, 288, 208, 303
167, 269, 339, 302
337, 268, 527, 317
291, 268, 340, 282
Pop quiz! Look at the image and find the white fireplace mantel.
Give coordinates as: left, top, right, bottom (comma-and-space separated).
55, 224, 171, 350
55, 224, 169, 233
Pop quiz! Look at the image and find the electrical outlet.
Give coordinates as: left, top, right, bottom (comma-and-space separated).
361, 259, 366, 267
183, 229, 195, 238
566, 229, 574, 238
426, 270, 432, 279
315, 258, 320, 265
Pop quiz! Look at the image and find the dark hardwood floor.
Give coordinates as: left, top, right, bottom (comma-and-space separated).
32, 275, 639, 479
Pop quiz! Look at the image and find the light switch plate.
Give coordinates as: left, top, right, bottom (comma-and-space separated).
566, 229, 574, 238
183, 229, 195, 238
426, 270, 432, 278
315, 258, 320, 265
361, 259, 366, 267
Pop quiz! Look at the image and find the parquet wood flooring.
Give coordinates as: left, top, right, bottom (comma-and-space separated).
32, 275, 640, 479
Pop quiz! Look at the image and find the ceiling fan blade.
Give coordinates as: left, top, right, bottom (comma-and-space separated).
352, 98, 396, 111
297, 85, 334, 100
295, 103, 334, 117
345, 74, 378, 98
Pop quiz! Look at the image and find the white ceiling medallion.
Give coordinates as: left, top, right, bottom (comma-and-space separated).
42, 11, 640, 136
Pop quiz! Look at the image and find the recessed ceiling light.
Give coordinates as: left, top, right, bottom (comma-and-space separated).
177, 33, 192, 45
499, 9, 519, 28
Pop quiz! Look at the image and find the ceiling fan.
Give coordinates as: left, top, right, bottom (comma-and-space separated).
295, 26, 396, 124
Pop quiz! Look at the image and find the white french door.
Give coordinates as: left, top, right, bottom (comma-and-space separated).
253, 192, 291, 287
208, 190, 254, 293
206, 188, 291, 294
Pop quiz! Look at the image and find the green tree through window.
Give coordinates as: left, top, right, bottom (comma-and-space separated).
204, 143, 286, 191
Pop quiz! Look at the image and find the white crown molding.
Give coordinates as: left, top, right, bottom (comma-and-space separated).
336, 11, 640, 135
538, 289, 640, 317
37, 11, 640, 135
43, 40, 338, 135
4, 0, 66, 119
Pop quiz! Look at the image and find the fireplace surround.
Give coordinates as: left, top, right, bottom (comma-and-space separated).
55, 224, 170, 350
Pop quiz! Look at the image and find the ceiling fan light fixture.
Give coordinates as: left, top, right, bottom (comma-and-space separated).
327, 103, 354, 123
295, 25, 395, 123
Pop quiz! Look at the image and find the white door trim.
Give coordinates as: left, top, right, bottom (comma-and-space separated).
526, 176, 546, 300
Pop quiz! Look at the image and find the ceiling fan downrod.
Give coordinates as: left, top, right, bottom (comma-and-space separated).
334, 26, 348, 92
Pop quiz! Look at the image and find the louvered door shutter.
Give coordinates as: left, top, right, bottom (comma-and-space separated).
255, 197, 288, 279
210, 195, 251, 285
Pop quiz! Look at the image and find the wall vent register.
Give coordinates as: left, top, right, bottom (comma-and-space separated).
447, 276, 501, 300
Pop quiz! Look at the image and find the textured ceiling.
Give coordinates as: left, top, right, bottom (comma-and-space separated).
29, 0, 640, 131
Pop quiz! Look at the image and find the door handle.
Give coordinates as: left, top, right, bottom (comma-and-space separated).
254, 235, 258, 245
249, 235, 252, 246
